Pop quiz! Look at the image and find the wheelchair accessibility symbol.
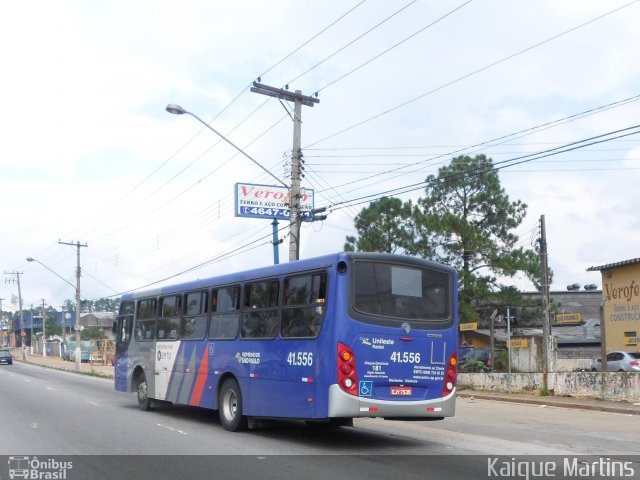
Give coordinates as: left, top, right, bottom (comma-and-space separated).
359, 381, 373, 397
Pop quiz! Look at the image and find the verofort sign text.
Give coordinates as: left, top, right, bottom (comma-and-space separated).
235, 182, 314, 220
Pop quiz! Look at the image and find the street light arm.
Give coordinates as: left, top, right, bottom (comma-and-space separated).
26, 257, 76, 290
165, 104, 288, 188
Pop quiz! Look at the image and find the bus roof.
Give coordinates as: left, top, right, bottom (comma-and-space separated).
119, 252, 454, 302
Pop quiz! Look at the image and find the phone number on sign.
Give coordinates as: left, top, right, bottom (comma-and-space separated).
238, 206, 290, 219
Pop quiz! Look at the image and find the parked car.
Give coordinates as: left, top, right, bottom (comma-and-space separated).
460, 347, 492, 372
0, 349, 13, 365
462, 347, 492, 365
67, 348, 91, 363
591, 351, 640, 372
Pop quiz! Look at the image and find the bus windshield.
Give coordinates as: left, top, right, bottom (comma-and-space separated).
352, 260, 450, 321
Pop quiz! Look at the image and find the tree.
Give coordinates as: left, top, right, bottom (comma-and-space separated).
345, 154, 541, 323
45, 314, 61, 337
414, 155, 540, 321
81, 325, 106, 341
344, 197, 418, 254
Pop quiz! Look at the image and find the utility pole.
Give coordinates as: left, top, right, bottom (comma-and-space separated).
539, 215, 551, 393
0, 297, 4, 347
0, 298, 3, 346
61, 304, 67, 342
30, 303, 34, 354
41, 299, 47, 357
4, 272, 24, 356
250, 81, 319, 261
59, 240, 87, 371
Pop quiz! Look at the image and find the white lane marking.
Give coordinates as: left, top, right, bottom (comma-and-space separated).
156, 423, 189, 435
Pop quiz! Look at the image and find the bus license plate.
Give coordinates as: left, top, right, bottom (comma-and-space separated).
391, 386, 412, 396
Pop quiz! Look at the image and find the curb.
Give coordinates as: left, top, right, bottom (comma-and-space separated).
457, 391, 640, 415
11, 353, 114, 379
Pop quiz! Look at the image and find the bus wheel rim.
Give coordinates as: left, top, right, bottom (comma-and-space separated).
224, 390, 237, 418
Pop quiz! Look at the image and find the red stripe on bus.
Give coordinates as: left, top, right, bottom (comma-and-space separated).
189, 348, 209, 406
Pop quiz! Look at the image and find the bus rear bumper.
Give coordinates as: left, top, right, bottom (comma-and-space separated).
327, 384, 455, 419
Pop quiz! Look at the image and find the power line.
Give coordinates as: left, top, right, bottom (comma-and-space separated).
324, 124, 640, 212
305, 1, 640, 148
316, 0, 474, 94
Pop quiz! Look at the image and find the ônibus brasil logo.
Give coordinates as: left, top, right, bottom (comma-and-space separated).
7, 456, 73, 479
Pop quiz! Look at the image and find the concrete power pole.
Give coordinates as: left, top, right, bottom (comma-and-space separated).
59, 240, 87, 371
539, 215, 551, 393
5, 271, 25, 358
250, 81, 319, 261
41, 299, 47, 357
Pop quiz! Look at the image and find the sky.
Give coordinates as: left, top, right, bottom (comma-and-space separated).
1, 0, 640, 313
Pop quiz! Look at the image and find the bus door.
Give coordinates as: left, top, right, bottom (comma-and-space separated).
114, 301, 134, 393
155, 296, 182, 401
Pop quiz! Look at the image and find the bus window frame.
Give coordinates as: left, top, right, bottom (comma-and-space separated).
240, 279, 279, 340
157, 295, 181, 340
209, 284, 241, 340
280, 270, 328, 339
181, 289, 209, 341
135, 298, 157, 342
117, 300, 135, 344
349, 259, 455, 330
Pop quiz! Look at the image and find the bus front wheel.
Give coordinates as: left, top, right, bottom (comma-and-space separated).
218, 378, 247, 432
137, 372, 152, 411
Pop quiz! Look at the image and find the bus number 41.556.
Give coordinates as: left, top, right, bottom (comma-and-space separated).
287, 351, 314, 366
390, 351, 421, 363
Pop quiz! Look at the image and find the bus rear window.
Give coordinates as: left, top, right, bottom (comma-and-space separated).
353, 261, 449, 321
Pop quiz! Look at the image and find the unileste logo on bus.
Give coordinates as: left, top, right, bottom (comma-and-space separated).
235, 351, 261, 364
361, 337, 395, 350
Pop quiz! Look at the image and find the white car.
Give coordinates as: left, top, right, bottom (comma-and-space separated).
591, 351, 640, 372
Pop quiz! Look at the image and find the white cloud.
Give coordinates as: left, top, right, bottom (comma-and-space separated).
2, 0, 640, 308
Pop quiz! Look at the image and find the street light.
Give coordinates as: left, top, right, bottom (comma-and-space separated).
165, 104, 288, 188
26, 256, 81, 371
26, 258, 75, 289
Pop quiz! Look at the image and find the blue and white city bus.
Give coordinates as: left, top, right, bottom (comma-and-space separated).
114, 252, 458, 431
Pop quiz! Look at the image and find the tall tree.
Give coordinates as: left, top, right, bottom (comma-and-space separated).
414, 154, 539, 321
345, 154, 541, 322
344, 197, 417, 254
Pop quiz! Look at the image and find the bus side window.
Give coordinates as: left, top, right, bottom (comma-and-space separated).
241, 280, 278, 339
209, 286, 240, 340
118, 301, 135, 343
181, 290, 208, 340
135, 298, 157, 342
158, 295, 181, 340
281, 273, 327, 338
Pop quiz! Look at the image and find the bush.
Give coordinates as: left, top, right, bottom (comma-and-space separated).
460, 359, 490, 373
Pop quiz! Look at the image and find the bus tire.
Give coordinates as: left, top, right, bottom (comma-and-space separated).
218, 378, 247, 432
137, 372, 152, 411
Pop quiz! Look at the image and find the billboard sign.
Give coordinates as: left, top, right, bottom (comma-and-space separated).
555, 313, 582, 324
235, 183, 314, 220
459, 322, 478, 331
510, 338, 529, 348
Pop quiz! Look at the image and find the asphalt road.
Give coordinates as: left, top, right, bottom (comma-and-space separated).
1, 362, 638, 480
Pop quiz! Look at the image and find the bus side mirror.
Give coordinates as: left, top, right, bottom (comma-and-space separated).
112, 321, 118, 334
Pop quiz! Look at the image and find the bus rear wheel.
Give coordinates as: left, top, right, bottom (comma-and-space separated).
137, 372, 152, 411
218, 378, 247, 432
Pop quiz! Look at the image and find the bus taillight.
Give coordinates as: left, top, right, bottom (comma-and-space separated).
337, 343, 358, 396
442, 352, 457, 396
